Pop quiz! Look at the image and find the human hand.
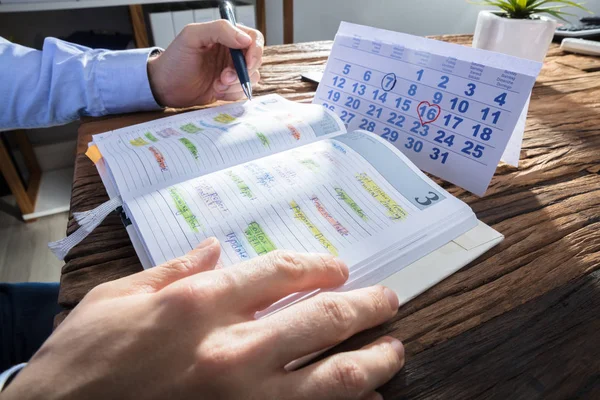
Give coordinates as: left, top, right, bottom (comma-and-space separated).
147, 20, 263, 107
3, 238, 404, 400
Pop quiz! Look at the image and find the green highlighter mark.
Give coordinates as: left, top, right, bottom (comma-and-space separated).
179, 138, 199, 159
180, 123, 203, 134
256, 132, 270, 148
169, 188, 202, 232
145, 132, 159, 142
335, 188, 368, 221
300, 158, 320, 172
244, 222, 276, 255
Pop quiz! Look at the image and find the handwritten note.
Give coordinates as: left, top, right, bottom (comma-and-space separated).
314, 22, 542, 195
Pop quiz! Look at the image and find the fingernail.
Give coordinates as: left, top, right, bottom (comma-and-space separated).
224, 70, 237, 84
333, 257, 349, 279
196, 237, 216, 249
384, 287, 399, 311
390, 338, 404, 359
236, 30, 252, 46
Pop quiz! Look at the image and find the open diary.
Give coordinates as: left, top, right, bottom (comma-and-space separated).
52, 94, 502, 315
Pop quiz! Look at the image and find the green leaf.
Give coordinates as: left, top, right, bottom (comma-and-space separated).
470, 0, 591, 17
533, 0, 590, 11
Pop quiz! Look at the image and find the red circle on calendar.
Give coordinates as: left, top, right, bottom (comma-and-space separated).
417, 101, 441, 125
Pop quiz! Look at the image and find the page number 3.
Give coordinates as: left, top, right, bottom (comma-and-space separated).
415, 191, 440, 206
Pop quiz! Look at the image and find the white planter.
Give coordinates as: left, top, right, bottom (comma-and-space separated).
472, 10, 557, 62
472, 11, 557, 167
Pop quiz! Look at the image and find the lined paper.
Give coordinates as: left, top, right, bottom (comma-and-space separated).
126, 132, 467, 268
93, 95, 346, 200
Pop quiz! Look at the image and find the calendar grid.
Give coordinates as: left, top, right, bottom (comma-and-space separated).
316, 93, 489, 167
333, 57, 511, 115
329, 59, 506, 132
339, 43, 521, 95
321, 83, 498, 150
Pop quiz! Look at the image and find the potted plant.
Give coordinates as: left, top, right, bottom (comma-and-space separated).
472, 0, 590, 62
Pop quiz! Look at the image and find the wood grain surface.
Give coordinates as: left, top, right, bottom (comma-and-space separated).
58, 35, 600, 398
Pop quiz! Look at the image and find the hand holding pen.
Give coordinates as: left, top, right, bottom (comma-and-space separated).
147, 14, 263, 107
219, 0, 255, 100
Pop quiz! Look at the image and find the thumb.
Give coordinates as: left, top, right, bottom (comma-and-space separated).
106, 237, 222, 296
181, 20, 252, 49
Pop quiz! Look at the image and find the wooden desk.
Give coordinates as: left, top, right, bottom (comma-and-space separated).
59, 36, 600, 398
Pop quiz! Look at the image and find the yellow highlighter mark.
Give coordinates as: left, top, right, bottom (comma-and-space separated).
356, 173, 408, 221
335, 188, 368, 221
130, 137, 149, 147
290, 201, 338, 256
214, 113, 237, 124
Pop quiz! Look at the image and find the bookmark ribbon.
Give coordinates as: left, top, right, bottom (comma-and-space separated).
48, 196, 123, 261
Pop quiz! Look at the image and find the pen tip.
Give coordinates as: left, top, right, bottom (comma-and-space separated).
242, 82, 253, 101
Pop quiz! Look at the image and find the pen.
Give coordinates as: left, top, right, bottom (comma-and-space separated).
219, 0, 253, 101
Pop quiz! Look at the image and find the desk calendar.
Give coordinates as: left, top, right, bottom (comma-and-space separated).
314, 22, 543, 196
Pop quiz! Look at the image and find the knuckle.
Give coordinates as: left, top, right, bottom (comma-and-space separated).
215, 19, 231, 33
213, 269, 237, 292
196, 341, 238, 375
254, 29, 265, 47
213, 19, 228, 29
195, 333, 257, 377
268, 250, 306, 281
318, 294, 354, 335
332, 358, 368, 395
164, 256, 196, 275
367, 287, 390, 316
180, 24, 194, 38
159, 284, 200, 312
318, 254, 346, 280
159, 277, 219, 312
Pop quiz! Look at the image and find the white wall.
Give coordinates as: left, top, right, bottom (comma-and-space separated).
265, 0, 600, 44
265, 0, 284, 45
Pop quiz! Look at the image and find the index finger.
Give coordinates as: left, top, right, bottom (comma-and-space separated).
237, 25, 264, 71
174, 250, 349, 316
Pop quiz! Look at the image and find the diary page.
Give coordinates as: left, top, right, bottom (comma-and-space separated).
92, 94, 345, 199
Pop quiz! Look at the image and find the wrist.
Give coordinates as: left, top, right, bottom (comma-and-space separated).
147, 49, 167, 107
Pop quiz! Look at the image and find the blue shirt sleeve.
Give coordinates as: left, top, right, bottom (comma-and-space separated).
0, 37, 162, 130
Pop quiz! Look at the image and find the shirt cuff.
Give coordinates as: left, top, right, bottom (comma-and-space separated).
95, 47, 164, 114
